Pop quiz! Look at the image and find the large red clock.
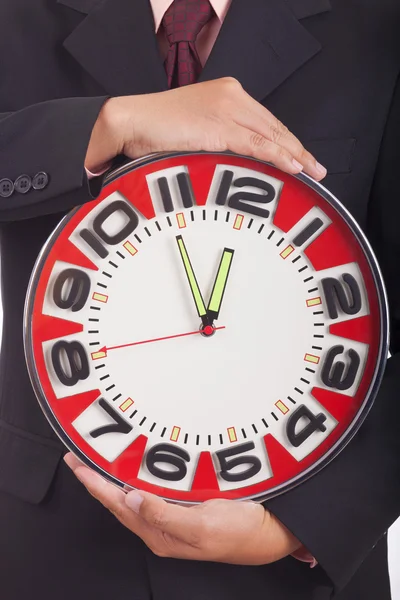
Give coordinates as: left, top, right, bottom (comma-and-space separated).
24, 152, 388, 503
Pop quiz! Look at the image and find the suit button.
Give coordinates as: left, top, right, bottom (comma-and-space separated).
14, 174, 32, 194
32, 171, 49, 190
0, 178, 14, 198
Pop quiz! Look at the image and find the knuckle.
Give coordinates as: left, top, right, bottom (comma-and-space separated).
150, 509, 167, 529
221, 76, 241, 89
250, 132, 267, 149
269, 121, 288, 144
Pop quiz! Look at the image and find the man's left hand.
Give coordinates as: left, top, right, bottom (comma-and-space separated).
64, 453, 301, 564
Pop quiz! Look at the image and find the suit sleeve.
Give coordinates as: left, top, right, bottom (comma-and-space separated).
264, 77, 400, 593
0, 96, 110, 221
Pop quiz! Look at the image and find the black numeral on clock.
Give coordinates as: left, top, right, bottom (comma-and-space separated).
157, 173, 195, 213
322, 274, 362, 320
80, 200, 139, 258
51, 340, 90, 386
53, 268, 91, 312
146, 443, 190, 481
286, 405, 327, 448
216, 441, 262, 482
216, 170, 276, 218
292, 218, 324, 247
321, 345, 361, 391
90, 398, 133, 438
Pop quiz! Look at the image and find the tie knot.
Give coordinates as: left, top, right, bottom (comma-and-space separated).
162, 0, 214, 45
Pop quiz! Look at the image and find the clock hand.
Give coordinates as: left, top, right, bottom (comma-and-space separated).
176, 235, 211, 328
93, 326, 226, 358
207, 248, 235, 322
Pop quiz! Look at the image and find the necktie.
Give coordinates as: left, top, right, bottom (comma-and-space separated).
162, 0, 214, 88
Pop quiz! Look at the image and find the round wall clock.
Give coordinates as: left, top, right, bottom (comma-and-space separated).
24, 152, 388, 503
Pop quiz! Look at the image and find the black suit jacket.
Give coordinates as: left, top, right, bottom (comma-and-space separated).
1, 1, 400, 599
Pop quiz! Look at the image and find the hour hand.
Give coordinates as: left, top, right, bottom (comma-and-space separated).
176, 235, 210, 328
207, 248, 234, 322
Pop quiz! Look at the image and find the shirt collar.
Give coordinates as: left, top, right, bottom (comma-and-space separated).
150, 0, 232, 32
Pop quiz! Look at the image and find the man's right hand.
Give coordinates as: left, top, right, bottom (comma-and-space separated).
85, 77, 326, 181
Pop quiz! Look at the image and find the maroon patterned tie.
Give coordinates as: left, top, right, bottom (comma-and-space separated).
162, 0, 214, 88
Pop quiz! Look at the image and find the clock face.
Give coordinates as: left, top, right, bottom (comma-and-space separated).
24, 152, 388, 503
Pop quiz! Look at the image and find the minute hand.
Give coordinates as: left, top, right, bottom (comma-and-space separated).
176, 235, 211, 328
207, 248, 235, 322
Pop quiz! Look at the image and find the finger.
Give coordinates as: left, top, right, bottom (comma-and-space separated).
63, 451, 85, 470
224, 124, 308, 175
233, 94, 327, 180
64, 455, 185, 554
64, 454, 127, 514
125, 490, 205, 547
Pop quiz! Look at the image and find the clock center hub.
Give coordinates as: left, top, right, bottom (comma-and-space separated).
201, 324, 216, 337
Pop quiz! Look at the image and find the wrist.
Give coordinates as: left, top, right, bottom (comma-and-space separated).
85, 97, 125, 173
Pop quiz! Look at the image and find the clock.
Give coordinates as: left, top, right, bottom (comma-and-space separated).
24, 152, 388, 504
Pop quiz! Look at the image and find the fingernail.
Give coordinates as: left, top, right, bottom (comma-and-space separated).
126, 491, 144, 513
315, 162, 327, 177
292, 159, 303, 172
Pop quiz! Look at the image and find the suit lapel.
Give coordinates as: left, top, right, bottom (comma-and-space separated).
57, 0, 168, 95
200, 0, 331, 101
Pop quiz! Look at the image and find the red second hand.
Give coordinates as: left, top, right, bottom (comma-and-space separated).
102, 325, 226, 353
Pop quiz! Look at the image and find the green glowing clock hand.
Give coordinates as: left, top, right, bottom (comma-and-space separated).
176, 235, 235, 327
207, 248, 235, 321
176, 235, 211, 328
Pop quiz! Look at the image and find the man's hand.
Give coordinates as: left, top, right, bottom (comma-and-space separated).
64, 452, 301, 564
86, 78, 326, 181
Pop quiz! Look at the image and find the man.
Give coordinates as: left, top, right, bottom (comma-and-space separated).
0, 0, 400, 598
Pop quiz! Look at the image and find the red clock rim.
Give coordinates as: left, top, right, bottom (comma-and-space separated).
23, 152, 389, 503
